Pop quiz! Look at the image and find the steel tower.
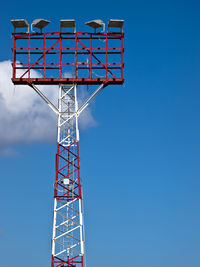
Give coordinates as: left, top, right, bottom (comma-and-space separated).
11, 18, 124, 267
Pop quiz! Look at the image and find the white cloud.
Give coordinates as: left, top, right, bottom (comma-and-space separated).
0, 60, 96, 155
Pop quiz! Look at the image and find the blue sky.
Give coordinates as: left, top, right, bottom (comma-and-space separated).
0, 0, 200, 267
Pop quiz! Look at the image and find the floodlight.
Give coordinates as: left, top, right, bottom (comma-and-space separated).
31, 19, 50, 32
107, 19, 124, 32
85, 19, 105, 32
60, 19, 76, 32
11, 19, 29, 32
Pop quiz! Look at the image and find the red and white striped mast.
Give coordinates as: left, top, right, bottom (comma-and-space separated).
11, 18, 124, 267
51, 83, 84, 267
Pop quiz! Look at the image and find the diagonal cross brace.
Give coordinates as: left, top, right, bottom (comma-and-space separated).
20, 38, 61, 79
29, 83, 59, 115
77, 83, 105, 116
60, 83, 106, 128
77, 38, 117, 79
28, 83, 106, 126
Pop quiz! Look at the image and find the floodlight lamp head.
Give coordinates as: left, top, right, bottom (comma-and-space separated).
85, 19, 105, 33
107, 19, 124, 32
11, 19, 29, 33
31, 19, 50, 33
60, 19, 76, 33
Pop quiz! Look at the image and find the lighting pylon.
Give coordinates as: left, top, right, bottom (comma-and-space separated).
11, 19, 124, 267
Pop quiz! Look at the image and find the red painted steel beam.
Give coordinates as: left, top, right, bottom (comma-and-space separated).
12, 78, 124, 85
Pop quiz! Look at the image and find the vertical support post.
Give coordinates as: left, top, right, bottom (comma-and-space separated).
28, 33, 30, 79
106, 34, 108, 79
90, 34, 92, 79
44, 34, 46, 79
121, 34, 123, 80
59, 35, 62, 79
51, 197, 57, 258
75, 33, 78, 79
12, 35, 16, 80
51, 86, 62, 261
74, 84, 80, 142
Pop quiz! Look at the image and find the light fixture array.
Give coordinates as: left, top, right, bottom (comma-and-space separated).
11, 19, 124, 33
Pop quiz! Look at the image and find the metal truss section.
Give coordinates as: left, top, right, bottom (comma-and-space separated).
52, 84, 84, 267
57, 84, 79, 146
12, 31, 124, 85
